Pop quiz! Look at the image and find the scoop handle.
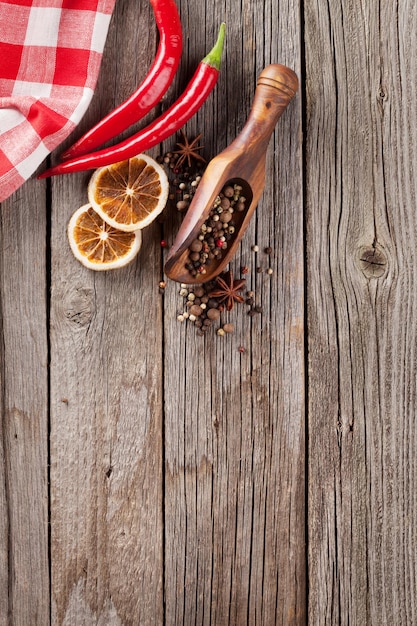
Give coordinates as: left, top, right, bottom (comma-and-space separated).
228, 64, 298, 159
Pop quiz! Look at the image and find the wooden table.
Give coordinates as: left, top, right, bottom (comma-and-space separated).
1, 0, 415, 623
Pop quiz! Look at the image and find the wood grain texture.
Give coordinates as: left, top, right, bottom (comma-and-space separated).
163, 0, 304, 624
1, 0, 303, 623
306, 0, 417, 623
49, 2, 164, 624
2, 0, 417, 621
0, 177, 49, 625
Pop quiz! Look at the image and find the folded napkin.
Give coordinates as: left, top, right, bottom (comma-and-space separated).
0, 0, 116, 202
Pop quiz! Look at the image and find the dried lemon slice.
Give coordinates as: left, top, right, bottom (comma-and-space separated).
68, 204, 142, 271
87, 153, 169, 232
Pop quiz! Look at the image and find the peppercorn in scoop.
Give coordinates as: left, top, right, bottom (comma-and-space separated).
185, 183, 247, 278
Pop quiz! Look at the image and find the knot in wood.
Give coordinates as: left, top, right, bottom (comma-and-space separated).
358, 245, 387, 279
378, 85, 388, 101
64, 287, 95, 327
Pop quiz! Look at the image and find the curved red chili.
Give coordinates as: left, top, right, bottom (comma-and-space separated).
39, 24, 225, 179
62, 0, 183, 160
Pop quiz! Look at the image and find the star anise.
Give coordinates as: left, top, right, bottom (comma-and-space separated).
209, 270, 246, 311
173, 130, 206, 169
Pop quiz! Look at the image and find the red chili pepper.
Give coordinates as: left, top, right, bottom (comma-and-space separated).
38, 24, 225, 179
62, 0, 182, 160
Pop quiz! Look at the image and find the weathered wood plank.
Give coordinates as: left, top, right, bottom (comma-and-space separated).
306, 0, 417, 623
0, 178, 49, 625
2, 0, 303, 622
49, 1, 164, 623
3, 0, 417, 621
163, 1, 304, 623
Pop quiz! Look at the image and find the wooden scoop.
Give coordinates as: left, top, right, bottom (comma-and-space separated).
164, 64, 298, 284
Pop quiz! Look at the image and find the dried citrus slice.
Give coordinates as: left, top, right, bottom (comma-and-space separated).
87, 153, 169, 232
68, 204, 142, 271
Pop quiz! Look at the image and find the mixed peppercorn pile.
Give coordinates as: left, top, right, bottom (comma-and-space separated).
184, 183, 247, 278
175, 270, 261, 337
159, 133, 274, 342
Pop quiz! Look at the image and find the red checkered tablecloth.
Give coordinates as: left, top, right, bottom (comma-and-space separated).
0, 0, 116, 201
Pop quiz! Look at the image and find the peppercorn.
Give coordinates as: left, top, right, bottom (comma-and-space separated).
223, 323, 234, 333
207, 308, 220, 320
194, 286, 205, 297
176, 200, 189, 211
190, 240, 203, 252
190, 304, 203, 316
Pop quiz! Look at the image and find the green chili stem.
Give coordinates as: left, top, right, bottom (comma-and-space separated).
203, 23, 226, 70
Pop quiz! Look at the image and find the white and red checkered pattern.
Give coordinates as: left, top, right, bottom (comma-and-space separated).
0, 0, 116, 201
